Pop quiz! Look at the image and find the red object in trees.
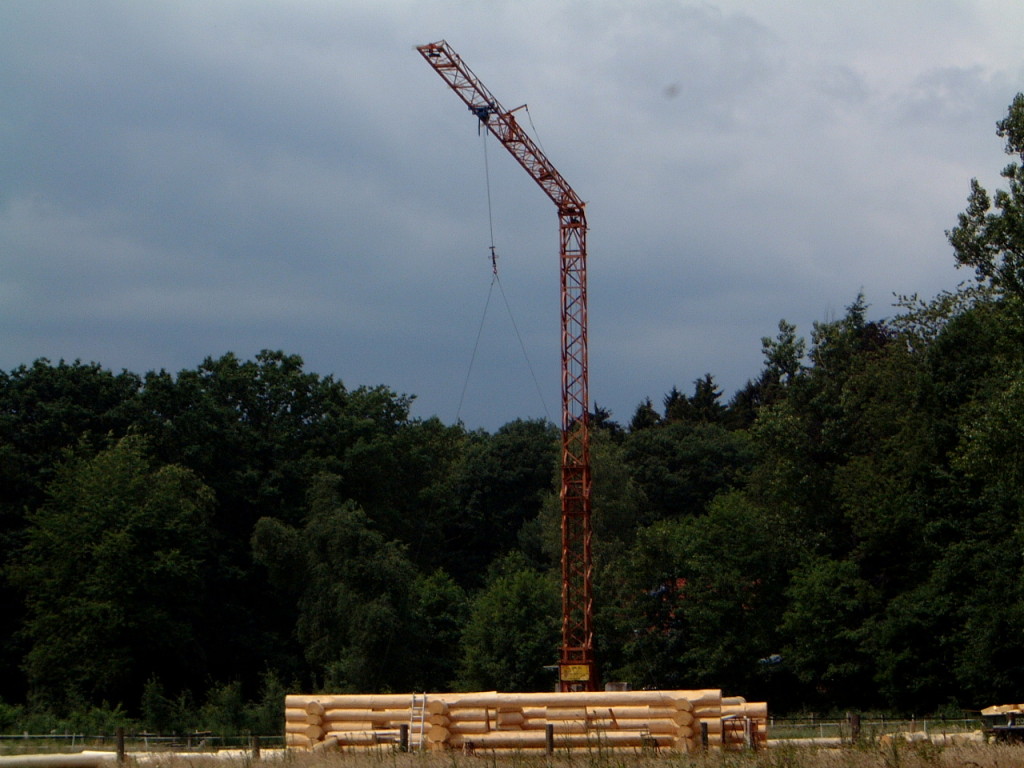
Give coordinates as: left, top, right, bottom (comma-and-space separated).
417, 40, 594, 691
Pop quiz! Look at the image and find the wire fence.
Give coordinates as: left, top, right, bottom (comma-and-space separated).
0, 733, 284, 756
769, 716, 984, 741
0, 718, 989, 754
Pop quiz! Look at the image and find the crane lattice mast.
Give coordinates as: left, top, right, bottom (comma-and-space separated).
417, 40, 595, 691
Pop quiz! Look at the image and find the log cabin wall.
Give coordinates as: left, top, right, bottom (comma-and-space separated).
285, 690, 767, 752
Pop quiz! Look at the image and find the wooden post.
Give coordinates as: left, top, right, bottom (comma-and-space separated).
251, 734, 261, 760
115, 727, 125, 765
399, 723, 409, 752
545, 724, 554, 755
700, 722, 709, 750
848, 712, 861, 743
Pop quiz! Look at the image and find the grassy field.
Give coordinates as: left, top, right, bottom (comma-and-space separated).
228, 743, 1019, 768
53, 740, 1003, 768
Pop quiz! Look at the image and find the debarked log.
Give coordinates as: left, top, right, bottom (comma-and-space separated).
518, 720, 692, 736
322, 709, 412, 724
721, 702, 768, 719
445, 691, 701, 710
285, 693, 467, 710
323, 721, 379, 733
329, 731, 401, 746
284, 732, 312, 748
577, 706, 695, 724
448, 730, 682, 750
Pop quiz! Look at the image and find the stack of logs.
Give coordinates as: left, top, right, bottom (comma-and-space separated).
285, 691, 767, 753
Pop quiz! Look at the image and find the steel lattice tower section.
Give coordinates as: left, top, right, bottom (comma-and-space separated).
417, 41, 595, 691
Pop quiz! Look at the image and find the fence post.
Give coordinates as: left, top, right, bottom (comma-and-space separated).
251, 734, 261, 760
399, 723, 409, 752
116, 727, 126, 765
848, 712, 861, 743
545, 724, 554, 755
700, 721, 709, 750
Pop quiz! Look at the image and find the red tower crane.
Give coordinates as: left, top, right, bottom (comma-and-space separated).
417, 40, 595, 691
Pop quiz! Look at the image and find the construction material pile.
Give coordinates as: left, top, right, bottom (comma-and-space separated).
285, 690, 767, 753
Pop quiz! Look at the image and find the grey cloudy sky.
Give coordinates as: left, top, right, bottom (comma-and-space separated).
3, 1, 1023, 430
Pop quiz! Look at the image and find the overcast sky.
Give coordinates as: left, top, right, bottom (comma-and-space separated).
3, 1, 1023, 430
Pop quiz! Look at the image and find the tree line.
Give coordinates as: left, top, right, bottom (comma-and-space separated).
2, 94, 1024, 731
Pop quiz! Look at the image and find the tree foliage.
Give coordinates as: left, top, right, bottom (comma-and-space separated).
10, 435, 213, 711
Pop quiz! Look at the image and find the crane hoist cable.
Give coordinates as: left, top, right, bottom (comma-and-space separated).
455, 131, 550, 425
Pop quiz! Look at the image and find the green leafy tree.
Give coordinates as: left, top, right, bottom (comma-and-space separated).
251, 474, 418, 692
456, 553, 560, 692
0, 360, 142, 516
628, 397, 661, 431
532, 429, 648, 563
610, 492, 796, 698
779, 556, 877, 707
11, 435, 213, 711
624, 421, 753, 521
662, 386, 693, 423
442, 419, 558, 585
589, 404, 625, 441
948, 93, 1024, 298
0, 360, 142, 701
408, 569, 470, 691
761, 320, 806, 385
136, 351, 427, 691
690, 374, 726, 424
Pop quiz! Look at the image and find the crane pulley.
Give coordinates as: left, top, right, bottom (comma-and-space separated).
417, 40, 595, 691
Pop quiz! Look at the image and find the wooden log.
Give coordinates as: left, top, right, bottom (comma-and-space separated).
284, 732, 312, 748
448, 721, 493, 734
305, 701, 326, 717
304, 724, 325, 741
536, 719, 691, 736
427, 700, 449, 716
311, 736, 339, 753
287, 694, 466, 710
671, 690, 722, 707
591, 718, 693, 734
582, 706, 694, 724
332, 731, 400, 746
674, 736, 697, 752
694, 709, 725, 719
723, 702, 767, 719
449, 730, 678, 750
496, 711, 524, 727
514, 716, 693, 734
539, 708, 589, 721
446, 691, 694, 710
443, 708, 495, 721
288, 690, 716, 716
324, 721, 378, 733
322, 708, 410, 722
428, 714, 451, 726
